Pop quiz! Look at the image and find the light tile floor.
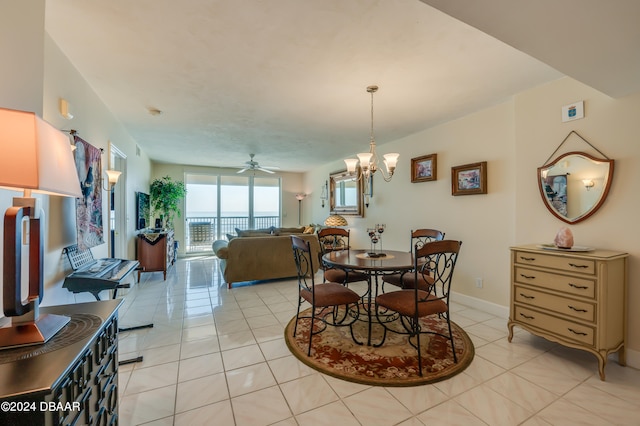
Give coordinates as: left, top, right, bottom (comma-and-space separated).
117, 256, 640, 425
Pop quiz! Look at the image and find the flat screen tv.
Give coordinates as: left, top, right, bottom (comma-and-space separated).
136, 192, 150, 230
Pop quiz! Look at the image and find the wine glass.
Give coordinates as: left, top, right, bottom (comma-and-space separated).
376, 224, 386, 253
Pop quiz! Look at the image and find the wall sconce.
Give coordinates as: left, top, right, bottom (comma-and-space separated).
59, 98, 74, 120
320, 180, 328, 208
103, 169, 122, 191
295, 193, 306, 224
582, 179, 594, 191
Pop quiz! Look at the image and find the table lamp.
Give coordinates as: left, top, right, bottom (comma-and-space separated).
0, 107, 82, 349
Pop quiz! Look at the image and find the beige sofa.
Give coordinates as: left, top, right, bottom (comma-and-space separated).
213, 233, 321, 288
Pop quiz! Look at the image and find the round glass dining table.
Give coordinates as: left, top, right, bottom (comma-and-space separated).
322, 249, 414, 345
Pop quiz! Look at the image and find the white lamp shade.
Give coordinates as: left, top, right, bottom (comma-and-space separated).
344, 158, 359, 173
106, 169, 122, 185
0, 108, 82, 198
324, 214, 348, 227
357, 152, 373, 169
383, 153, 399, 170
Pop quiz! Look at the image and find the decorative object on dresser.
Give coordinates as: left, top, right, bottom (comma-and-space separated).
537, 131, 614, 224
0, 300, 121, 425
508, 245, 628, 380
553, 226, 574, 249
137, 230, 176, 280
411, 153, 437, 183
0, 107, 82, 349
451, 161, 487, 195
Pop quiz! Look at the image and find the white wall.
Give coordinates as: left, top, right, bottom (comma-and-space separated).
0, 3, 153, 314
514, 77, 640, 363
304, 77, 640, 365
305, 100, 516, 306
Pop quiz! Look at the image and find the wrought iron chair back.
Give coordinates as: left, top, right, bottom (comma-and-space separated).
375, 239, 462, 375
291, 235, 361, 355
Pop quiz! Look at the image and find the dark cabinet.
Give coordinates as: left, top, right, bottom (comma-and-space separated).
137, 230, 175, 280
0, 300, 121, 426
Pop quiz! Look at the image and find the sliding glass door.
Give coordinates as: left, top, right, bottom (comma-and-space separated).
185, 173, 281, 253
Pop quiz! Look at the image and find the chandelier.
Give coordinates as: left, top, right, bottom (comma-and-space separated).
344, 85, 399, 203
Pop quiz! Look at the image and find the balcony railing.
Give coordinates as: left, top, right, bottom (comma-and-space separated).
185, 216, 280, 253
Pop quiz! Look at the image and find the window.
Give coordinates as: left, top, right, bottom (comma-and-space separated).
185, 173, 281, 252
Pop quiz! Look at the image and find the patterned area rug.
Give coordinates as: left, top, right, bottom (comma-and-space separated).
284, 308, 474, 387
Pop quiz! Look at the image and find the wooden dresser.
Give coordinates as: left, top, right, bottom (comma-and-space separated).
137, 230, 175, 280
0, 300, 121, 425
508, 244, 628, 380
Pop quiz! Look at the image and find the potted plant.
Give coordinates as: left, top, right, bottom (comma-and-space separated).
150, 175, 187, 229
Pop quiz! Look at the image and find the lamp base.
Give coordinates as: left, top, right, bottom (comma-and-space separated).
0, 314, 70, 350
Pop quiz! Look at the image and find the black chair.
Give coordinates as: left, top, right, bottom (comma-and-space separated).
291, 235, 361, 355
375, 240, 462, 375
382, 229, 444, 290
317, 228, 369, 287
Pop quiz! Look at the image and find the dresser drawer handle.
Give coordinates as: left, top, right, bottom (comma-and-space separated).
568, 283, 589, 290
519, 274, 536, 280
568, 305, 588, 313
568, 263, 589, 269
520, 256, 536, 261
519, 293, 535, 300
568, 328, 588, 336
519, 312, 535, 320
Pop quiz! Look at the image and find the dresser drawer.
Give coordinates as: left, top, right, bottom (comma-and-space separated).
513, 285, 595, 322
513, 251, 595, 275
514, 306, 595, 346
514, 266, 596, 299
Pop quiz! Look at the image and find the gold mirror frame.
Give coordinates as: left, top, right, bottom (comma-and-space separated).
330, 170, 363, 217
537, 151, 614, 224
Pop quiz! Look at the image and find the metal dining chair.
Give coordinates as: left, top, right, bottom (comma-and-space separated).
375, 240, 462, 375
317, 228, 370, 287
382, 229, 444, 290
291, 235, 361, 355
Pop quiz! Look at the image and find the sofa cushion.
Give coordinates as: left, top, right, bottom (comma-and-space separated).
235, 227, 274, 237
273, 226, 305, 235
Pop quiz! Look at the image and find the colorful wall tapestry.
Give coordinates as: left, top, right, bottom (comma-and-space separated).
73, 136, 104, 249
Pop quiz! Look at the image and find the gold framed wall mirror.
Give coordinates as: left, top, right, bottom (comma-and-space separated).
537, 151, 614, 224
329, 170, 363, 217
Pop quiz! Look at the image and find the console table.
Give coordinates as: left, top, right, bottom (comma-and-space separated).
137, 230, 175, 280
508, 244, 628, 380
0, 300, 121, 425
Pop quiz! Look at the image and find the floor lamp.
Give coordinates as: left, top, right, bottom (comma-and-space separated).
295, 193, 306, 225
0, 107, 82, 349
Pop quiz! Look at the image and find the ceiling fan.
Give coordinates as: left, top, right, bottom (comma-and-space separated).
235, 154, 280, 174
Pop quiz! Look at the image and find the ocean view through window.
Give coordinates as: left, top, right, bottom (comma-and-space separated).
185, 173, 281, 252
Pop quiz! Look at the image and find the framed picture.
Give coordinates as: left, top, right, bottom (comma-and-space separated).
411, 153, 437, 183
451, 161, 487, 195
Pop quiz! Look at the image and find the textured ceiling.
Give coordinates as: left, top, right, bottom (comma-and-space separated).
45, 0, 609, 172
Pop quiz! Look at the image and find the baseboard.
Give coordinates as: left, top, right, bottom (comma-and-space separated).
451, 292, 640, 370
625, 348, 640, 370
450, 291, 509, 319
